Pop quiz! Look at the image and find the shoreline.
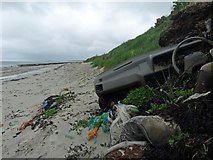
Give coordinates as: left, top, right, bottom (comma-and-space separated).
0, 63, 66, 79
1, 61, 84, 80
0, 65, 62, 82
1, 60, 83, 68
1, 62, 109, 158
17, 61, 83, 67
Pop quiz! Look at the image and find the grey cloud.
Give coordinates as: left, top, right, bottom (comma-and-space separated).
2, 2, 172, 61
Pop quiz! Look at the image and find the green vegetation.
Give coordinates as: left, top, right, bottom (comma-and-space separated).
168, 132, 190, 147
149, 103, 167, 113
122, 83, 194, 113
167, 88, 194, 102
88, 17, 171, 69
43, 108, 57, 119
75, 119, 89, 128
122, 86, 154, 107
86, 2, 192, 70
172, 1, 191, 15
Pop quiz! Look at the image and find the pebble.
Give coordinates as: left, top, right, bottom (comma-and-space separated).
13, 131, 22, 138
65, 143, 96, 158
62, 118, 67, 121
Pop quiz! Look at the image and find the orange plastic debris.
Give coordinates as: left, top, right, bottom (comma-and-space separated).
88, 127, 98, 141
18, 121, 30, 131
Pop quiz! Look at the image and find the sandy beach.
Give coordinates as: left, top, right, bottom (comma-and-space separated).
1, 62, 110, 158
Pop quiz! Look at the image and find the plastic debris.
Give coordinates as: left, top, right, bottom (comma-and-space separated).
88, 127, 98, 141
183, 91, 211, 103
42, 95, 60, 110
17, 89, 75, 132
109, 103, 136, 146
18, 120, 31, 131
87, 111, 111, 143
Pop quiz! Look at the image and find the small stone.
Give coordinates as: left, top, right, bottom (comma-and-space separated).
62, 118, 67, 121
16, 131, 22, 136
100, 143, 105, 147
55, 130, 59, 134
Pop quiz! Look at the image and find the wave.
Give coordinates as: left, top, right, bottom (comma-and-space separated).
0, 67, 51, 81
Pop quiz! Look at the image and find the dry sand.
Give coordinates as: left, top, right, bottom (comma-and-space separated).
1, 62, 110, 158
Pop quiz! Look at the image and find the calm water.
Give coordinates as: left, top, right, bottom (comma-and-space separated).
0, 60, 63, 81
1, 60, 57, 68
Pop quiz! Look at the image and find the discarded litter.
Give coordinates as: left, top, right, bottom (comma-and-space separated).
87, 111, 111, 143
42, 95, 61, 110
183, 91, 211, 103
120, 116, 180, 146
43, 108, 57, 119
18, 120, 32, 131
17, 88, 75, 134
88, 127, 98, 141
109, 103, 138, 146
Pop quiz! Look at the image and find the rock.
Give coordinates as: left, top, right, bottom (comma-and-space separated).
16, 131, 22, 136
195, 62, 213, 93
8, 122, 14, 127
120, 116, 180, 146
55, 130, 59, 134
62, 118, 67, 121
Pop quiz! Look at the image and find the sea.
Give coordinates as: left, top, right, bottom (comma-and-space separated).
1, 60, 61, 68
0, 60, 78, 81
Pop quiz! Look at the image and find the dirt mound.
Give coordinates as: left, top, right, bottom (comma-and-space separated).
159, 2, 213, 47
159, 93, 213, 135
143, 92, 213, 160
152, 3, 213, 159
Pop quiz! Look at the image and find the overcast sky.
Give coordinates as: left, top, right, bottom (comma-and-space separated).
2, 1, 173, 62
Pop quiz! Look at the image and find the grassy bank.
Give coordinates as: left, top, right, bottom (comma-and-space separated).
86, 2, 191, 70
86, 17, 171, 70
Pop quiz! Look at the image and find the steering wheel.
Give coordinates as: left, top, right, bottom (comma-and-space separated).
172, 37, 213, 74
